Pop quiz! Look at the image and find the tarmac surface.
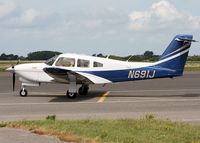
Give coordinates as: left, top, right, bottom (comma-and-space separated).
0, 71, 200, 124
0, 128, 65, 143
0, 71, 200, 142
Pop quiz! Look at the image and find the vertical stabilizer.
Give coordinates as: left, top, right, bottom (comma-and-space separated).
157, 34, 194, 75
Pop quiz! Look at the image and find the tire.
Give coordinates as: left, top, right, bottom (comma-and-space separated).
20, 88, 28, 97
66, 90, 77, 99
78, 86, 89, 95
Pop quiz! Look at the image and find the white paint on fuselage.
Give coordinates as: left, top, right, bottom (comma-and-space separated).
14, 63, 53, 83
10, 53, 155, 84
53, 53, 153, 71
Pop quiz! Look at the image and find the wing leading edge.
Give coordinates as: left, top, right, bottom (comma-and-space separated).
43, 67, 112, 84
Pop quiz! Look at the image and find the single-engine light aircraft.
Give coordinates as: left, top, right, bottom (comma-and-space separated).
7, 34, 197, 99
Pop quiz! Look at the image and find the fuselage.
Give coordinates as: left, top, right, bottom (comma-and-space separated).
9, 53, 154, 83
9, 53, 179, 84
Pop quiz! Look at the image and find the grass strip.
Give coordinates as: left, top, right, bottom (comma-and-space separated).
1, 117, 200, 143
185, 67, 200, 71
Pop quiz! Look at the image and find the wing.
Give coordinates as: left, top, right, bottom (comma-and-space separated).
43, 67, 112, 84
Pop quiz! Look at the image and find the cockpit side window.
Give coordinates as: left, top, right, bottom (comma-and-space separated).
55, 57, 75, 67
45, 55, 58, 66
77, 59, 90, 67
93, 61, 103, 67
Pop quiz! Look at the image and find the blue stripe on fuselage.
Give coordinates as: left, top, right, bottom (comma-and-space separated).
79, 66, 178, 83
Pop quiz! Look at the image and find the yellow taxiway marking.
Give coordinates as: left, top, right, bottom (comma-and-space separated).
97, 91, 110, 103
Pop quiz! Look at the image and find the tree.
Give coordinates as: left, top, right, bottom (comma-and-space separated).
97, 53, 104, 57
27, 51, 62, 60
0, 53, 7, 60
144, 51, 154, 59
0, 53, 18, 60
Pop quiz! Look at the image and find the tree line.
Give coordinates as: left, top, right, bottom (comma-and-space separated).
0, 51, 62, 60
93, 51, 160, 62
0, 50, 200, 61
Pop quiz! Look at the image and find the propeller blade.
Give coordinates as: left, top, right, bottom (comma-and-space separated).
12, 66, 15, 91
13, 72, 15, 91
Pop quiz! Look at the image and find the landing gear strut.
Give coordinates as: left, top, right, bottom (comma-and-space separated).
19, 88, 28, 97
66, 73, 77, 99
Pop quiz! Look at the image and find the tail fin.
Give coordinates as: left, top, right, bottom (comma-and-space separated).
157, 34, 194, 76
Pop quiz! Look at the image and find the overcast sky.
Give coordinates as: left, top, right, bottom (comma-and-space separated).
0, 0, 199, 56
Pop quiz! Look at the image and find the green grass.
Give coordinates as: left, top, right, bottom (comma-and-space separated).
0, 60, 44, 72
0, 67, 5, 72
185, 66, 200, 71
185, 61, 200, 71
1, 117, 200, 143
0, 60, 44, 65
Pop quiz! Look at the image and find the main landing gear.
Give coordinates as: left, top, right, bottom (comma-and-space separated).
18, 81, 88, 99
66, 91, 77, 99
78, 85, 89, 96
18, 85, 89, 99
66, 85, 89, 99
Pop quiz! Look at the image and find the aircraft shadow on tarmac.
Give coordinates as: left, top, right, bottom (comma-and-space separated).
106, 94, 200, 98
27, 91, 106, 102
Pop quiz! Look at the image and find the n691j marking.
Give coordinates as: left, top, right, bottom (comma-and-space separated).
128, 70, 156, 79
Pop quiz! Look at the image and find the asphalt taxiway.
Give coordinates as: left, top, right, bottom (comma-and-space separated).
0, 72, 200, 124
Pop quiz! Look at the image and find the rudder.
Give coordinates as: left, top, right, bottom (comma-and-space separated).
157, 34, 193, 76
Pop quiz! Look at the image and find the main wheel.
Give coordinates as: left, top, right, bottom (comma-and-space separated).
66, 90, 77, 99
78, 86, 89, 95
20, 88, 28, 97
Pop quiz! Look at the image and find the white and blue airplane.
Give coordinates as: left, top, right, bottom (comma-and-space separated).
7, 34, 197, 99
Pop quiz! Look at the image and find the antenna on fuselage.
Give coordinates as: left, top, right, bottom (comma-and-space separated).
126, 55, 133, 62
106, 55, 110, 59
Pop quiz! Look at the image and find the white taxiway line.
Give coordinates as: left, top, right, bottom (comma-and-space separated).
110, 88, 200, 93
0, 98, 200, 106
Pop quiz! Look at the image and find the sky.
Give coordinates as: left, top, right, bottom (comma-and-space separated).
0, 0, 199, 56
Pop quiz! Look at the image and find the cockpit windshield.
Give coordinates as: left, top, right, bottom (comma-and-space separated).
45, 55, 58, 66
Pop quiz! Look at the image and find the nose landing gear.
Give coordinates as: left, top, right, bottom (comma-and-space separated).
19, 88, 28, 97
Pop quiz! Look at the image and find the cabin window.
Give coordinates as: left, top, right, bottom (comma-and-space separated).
77, 59, 90, 67
55, 57, 75, 67
93, 62, 103, 67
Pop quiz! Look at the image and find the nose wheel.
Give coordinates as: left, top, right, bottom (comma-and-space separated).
19, 88, 28, 97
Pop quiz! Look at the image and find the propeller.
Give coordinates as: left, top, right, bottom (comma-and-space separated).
10, 60, 20, 91
12, 65, 15, 91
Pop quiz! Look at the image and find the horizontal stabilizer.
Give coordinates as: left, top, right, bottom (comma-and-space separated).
175, 37, 198, 42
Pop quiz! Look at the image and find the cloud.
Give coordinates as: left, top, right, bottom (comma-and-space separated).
83, 19, 102, 29
3, 8, 57, 30
0, 2, 124, 40
128, 0, 200, 31
20, 9, 41, 24
0, 1, 16, 18
0, 1, 57, 29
